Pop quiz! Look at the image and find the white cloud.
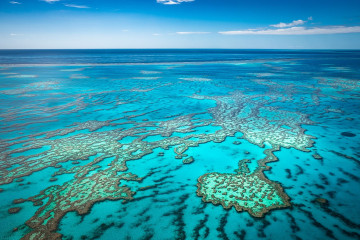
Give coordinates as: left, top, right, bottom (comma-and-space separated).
64, 4, 89, 8
219, 26, 360, 35
9, 1, 21, 4
270, 19, 306, 28
176, 32, 210, 34
157, 0, 194, 5
10, 33, 23, 36
41, 0, 60, 3
152, 33, 161, 36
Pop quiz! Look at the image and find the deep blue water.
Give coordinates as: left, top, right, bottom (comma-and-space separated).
0, 50, 359, 240
1, 49, 360, 64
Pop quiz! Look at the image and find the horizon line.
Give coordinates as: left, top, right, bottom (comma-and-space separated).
1, 48, 360, 50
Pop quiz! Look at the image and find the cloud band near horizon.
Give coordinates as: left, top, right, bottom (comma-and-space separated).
64, 4, 90, 8
219, 26, 360, 35
157, 0, 194, 5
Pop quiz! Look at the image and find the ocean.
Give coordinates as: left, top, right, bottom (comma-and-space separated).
0, 49, 359, 240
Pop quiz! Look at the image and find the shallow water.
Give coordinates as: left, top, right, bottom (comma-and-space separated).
0, 50, 360, 240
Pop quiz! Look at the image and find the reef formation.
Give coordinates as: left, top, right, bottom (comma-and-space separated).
0, 87, 316, 238
1, 61, 359, 239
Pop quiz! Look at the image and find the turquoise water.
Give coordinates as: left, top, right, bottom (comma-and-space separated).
0, 50, 360, 239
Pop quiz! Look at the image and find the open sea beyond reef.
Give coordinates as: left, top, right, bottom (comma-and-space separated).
0, 49, 360, 240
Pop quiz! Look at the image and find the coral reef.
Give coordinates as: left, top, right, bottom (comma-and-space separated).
3, 62, 352, 239
197, 147, 291, 217
23, 171, 135, 239
0, 88, 317, 237
8, 207, 22, 214
182, 156, 194, 164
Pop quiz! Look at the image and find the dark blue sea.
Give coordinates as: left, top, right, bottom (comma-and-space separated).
0, 49, 359, 240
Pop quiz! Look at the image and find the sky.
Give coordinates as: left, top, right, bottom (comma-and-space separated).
1, 0, 360, 49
